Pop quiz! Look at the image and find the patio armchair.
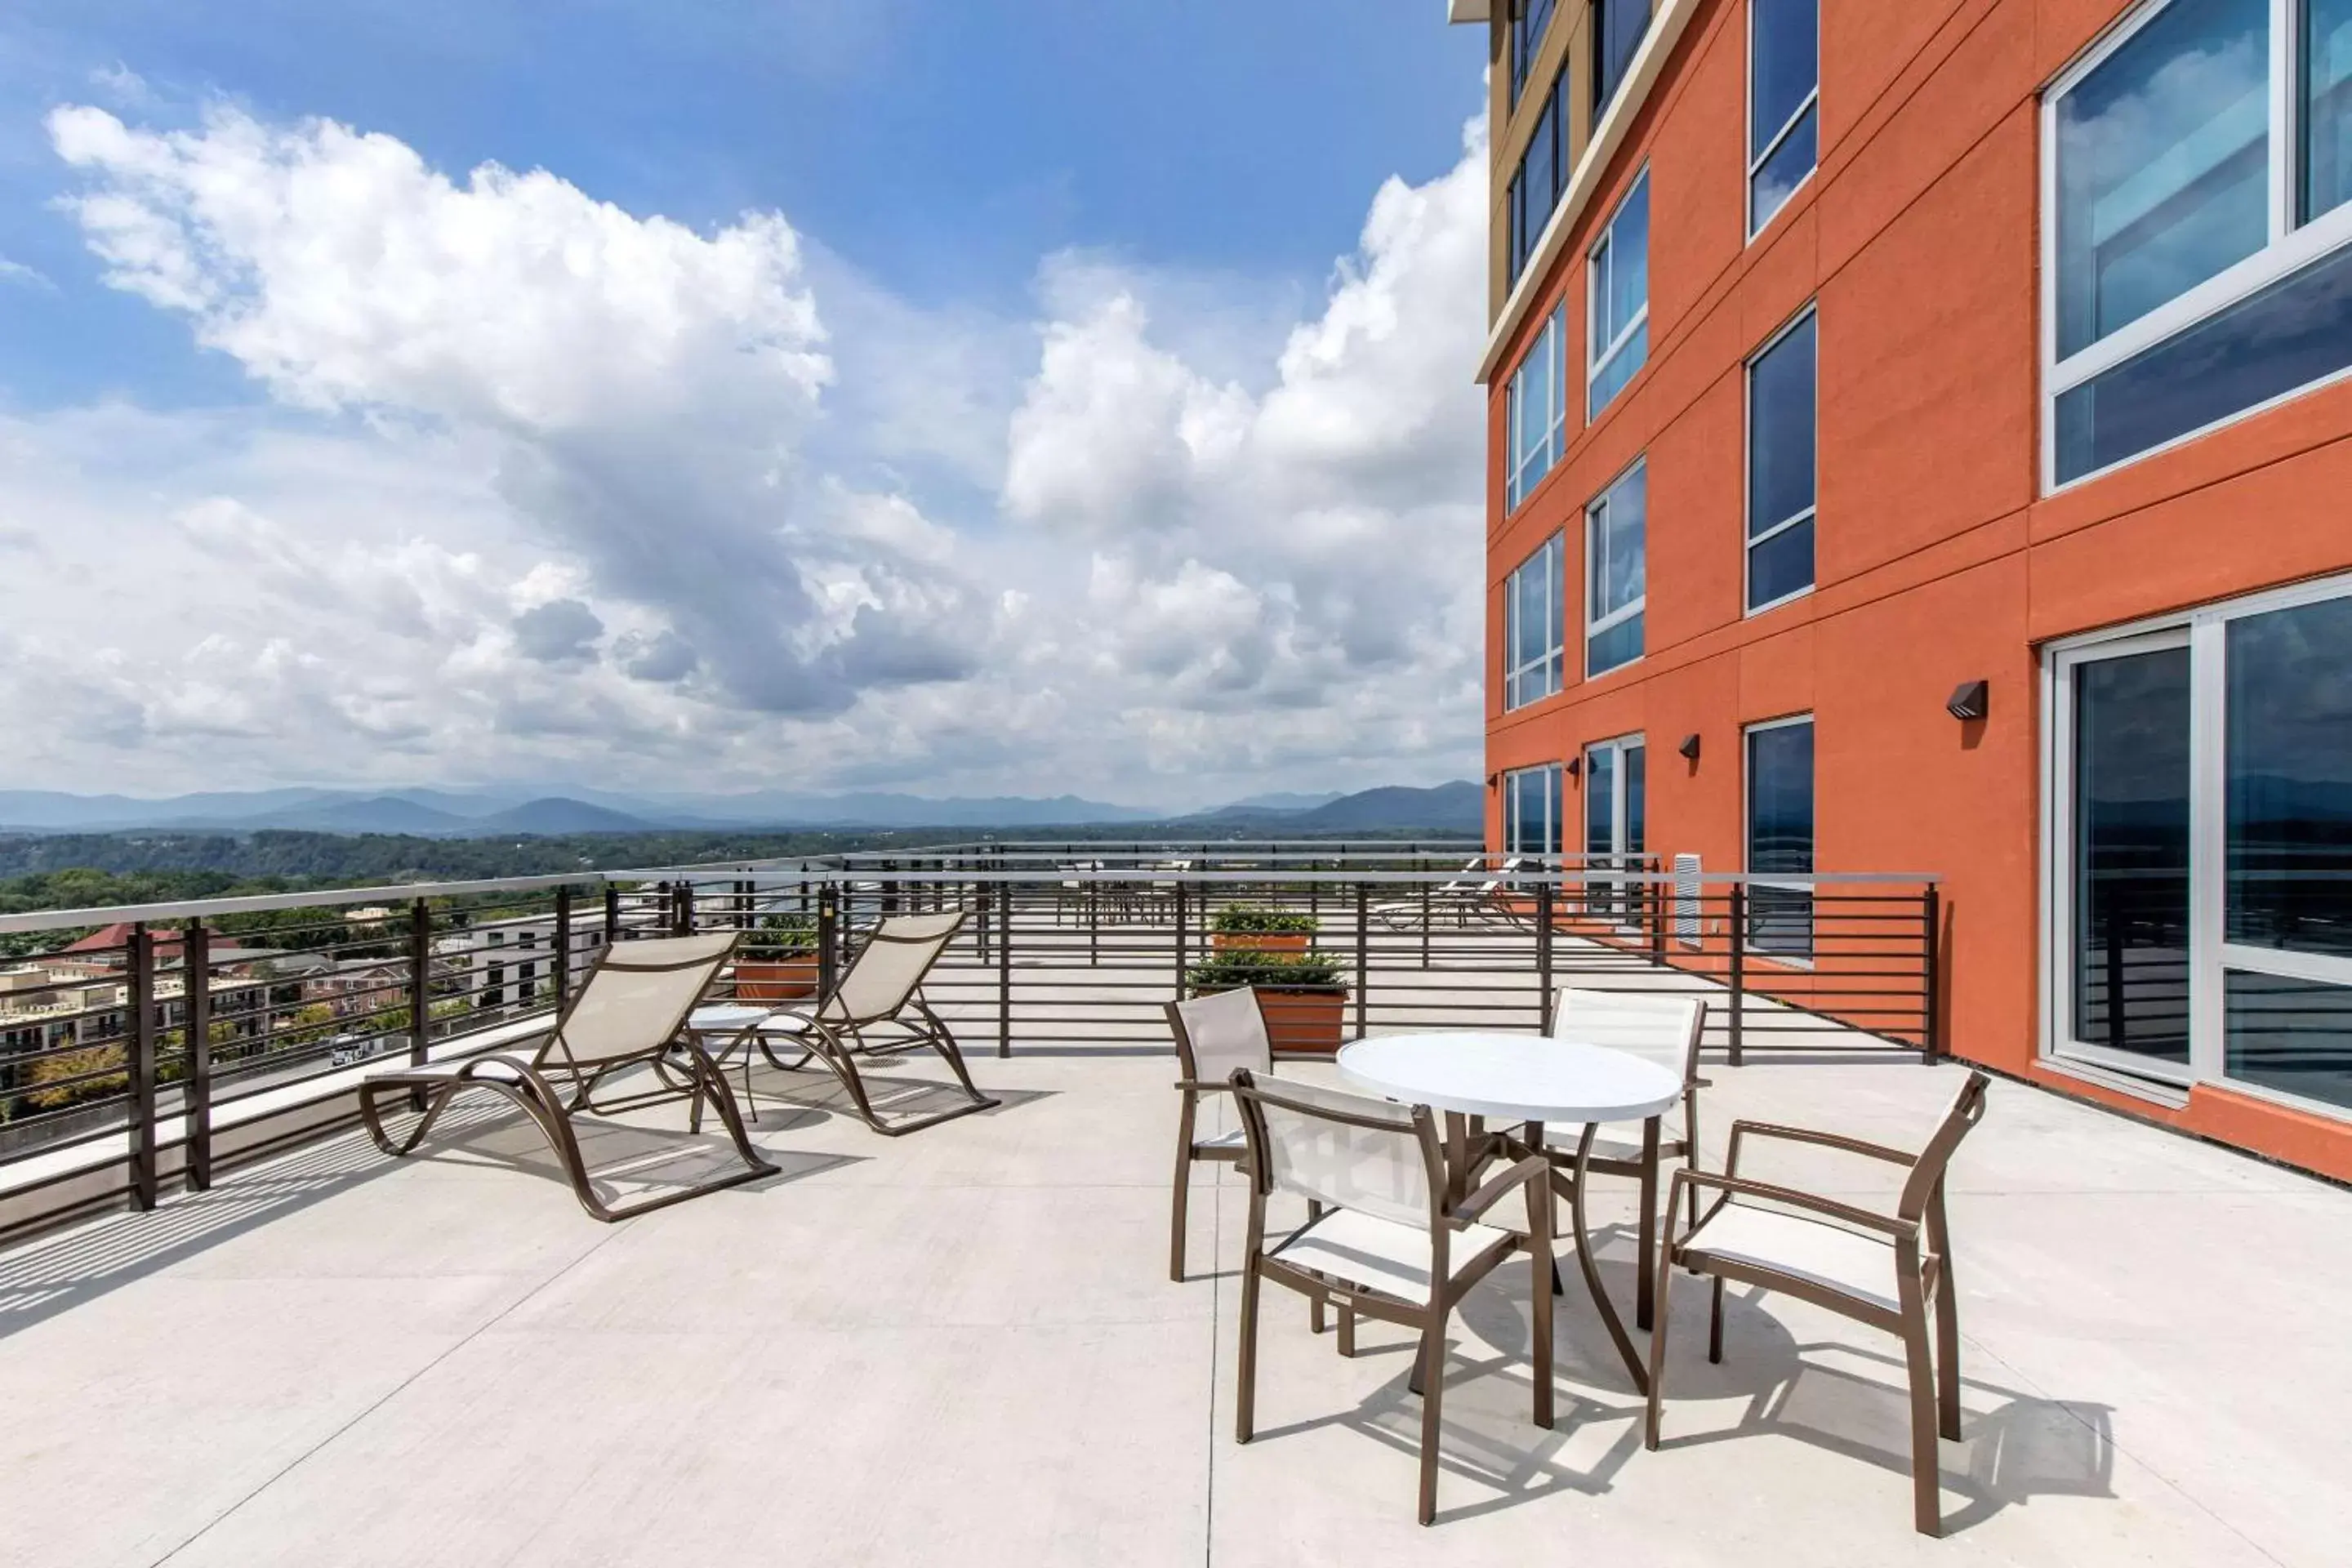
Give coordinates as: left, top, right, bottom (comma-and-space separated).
1229, 1069, 1556, 1526
1164, 987, 1273, 1281
1645, 1070, 1992, 1537
1540, 987, 1709, 1330
709, 910, 999, 1137
358, 932, 779, 1223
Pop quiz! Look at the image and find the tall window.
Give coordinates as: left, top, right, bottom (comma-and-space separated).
1749, 0, 1820, 235
1512, 0, 1561, 105
2047, 0, 2352, 485
1746, 716, 1816, 958
1584, 734, 1647, 922
1507, 305, 1570, 510
1503, 762, 1566, 861
1594, 0, 1653, 127
1585, 460, 1646, 676
1588, 170, 1651, 417
1509, 77, 1567, 282
1504, 532, 1566, 710
2048, 574, 2352, 1113
1746, 307, 1817, 612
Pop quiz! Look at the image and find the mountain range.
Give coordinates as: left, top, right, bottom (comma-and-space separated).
0, 781, 1481, 836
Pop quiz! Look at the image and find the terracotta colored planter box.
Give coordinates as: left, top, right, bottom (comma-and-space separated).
1212, 931, 1312, 954
1254, 989, 1348, 1056
736, 957, 820, 1000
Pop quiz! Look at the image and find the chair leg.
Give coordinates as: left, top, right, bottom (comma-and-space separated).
1236, 1258, 1262, 1445
1645, 1253, 1676, 1450
1307, 1200, 1327, 1334
1635, 1120, 1660, 1332
1416, 1316, 1447, 1526
1169, 1103, 1196, 1285
1902, 1309, 1944, 1537
1337, 1303, 1356, 1357
1707, 1276, 1726, 1365
1935, 1265, 1964, 1442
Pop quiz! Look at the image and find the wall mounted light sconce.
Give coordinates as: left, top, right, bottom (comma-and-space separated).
1677, 733, 1701, 762
1946, 679, 1990, 721
1564, 756, 1582, 779
1486, 772, 1499, 790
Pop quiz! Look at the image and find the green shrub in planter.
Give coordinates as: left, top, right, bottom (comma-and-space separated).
1185, 947, 1347, 995
743, 911, 819, 960
1210, 902, 1320, 936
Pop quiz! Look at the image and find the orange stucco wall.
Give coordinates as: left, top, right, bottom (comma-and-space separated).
1481, 0, 2352, 1179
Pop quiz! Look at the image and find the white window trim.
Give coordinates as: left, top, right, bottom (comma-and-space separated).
1503, 760, 1566, 862
1746, 0, 1821, 240
2038, 567, 2352, 1120
1741, 712, 1819, 967
2040, 0, 2352, 493
1503, 532, 1566, 711
1587, 167, 1651, 417
1584, 457, 1646, 678
1743, 303, 1818, 617
1583, 732, 1648, 930
1506, 305, 1570, 514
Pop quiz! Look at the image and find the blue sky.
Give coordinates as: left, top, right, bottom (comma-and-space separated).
0, 1, 1494, 804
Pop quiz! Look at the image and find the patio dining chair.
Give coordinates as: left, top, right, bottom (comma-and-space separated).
1164, 987, 1274, 1281
710, 910, 999, 1137
358, 932, 779, 1223
1646, 1070, 1992, 1537
1230, 1070, 1556, 1526
1540, 987, 1709, 1330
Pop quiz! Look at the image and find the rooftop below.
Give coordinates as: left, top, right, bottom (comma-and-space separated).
0, 1033, 2341, 1566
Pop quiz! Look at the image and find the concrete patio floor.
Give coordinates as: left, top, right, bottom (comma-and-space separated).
0, 1033, 2342, 1567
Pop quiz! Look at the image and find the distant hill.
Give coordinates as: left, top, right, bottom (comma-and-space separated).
1220, 791, 1343, 813
1290, 782, 1481, 831
470, 798, 660, 835
225, 796, 474, 835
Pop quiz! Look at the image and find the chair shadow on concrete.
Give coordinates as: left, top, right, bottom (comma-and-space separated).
738, 1057, 1055, 1129
0, 1096, 857, 1343
1638, 1276, 2117, 1537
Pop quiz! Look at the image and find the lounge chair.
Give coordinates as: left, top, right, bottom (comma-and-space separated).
1164, 987, 1274, 1281
358, 932, 778, 1222
1646, 1071, 1991, 1536
1373, 856, 1524, 931
1540, 987, 1708, 1330
1229, 1069, 1556, 1526
706, 910, 998, 1137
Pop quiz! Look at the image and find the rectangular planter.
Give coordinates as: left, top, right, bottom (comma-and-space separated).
1211, 932, 1312, 954
736, 957, 821, 1000
1254, 989, 1348, 1056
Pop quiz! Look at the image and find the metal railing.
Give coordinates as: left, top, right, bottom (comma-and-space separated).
0, 845, 1942, 1244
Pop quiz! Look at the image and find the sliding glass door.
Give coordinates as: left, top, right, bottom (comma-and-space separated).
2047, 576, 2352, 1113
1584, 735, 1646, 923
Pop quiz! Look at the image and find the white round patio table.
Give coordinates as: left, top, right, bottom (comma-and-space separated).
1335, 1030, 1681, 1392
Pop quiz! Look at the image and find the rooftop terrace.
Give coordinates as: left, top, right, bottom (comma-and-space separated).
0, 1015, 2342, 1566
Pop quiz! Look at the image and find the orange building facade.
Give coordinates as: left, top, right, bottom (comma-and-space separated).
1460, 0, 2352, 1179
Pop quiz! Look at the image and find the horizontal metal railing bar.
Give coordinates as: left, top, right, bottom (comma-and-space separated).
0, 872, 606, 936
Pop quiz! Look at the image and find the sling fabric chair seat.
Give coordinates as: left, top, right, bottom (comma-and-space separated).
714, 910, 996, 1137
1231, 1071, 1557, 1526
1164, 987, 1276, 1281
1539, 987, 1709, 1330
359, 932, 778, 1223
1647, 1071, 1991, 1538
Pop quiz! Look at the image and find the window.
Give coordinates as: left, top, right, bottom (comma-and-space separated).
1749, 0, 1820, 235
1507, 305, 1570, 510
1503, 762, 1566, 861
1584, 734, 1647, 923
2047, 0, 2352, 485
1746, 307, 1816, 612
2047, 573, 2352, 1114
1745, 716, 1816, 959
1504, 532, 1566, 710
1594, 0, 1653, 127
1588, 170, 1650, 416
1585, 460, 1646, 676
1512, 0, 1561, 105
1509, 77, 1567, 282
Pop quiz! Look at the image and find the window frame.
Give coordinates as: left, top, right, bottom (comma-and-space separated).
1742, 712, 1818, 965
1583, 731, 1648, 927
1512, 0, 1561, 107
1593, 0, 1655, 131
2039, 567, 2352, 1120
1503, 531, 1567, 711
1584, 456, 1647, 679
2041, 0, 2352, 492
1503, 760, 1567, 863
1743, 303, 1820, 617
1505, 305, 1570, 514
1587, 167, 1652, 419
1747, 0, 1822, 240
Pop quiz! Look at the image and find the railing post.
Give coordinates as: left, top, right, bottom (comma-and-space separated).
127, 924, 158, 1212
1419, 853, 1432, 969
1922, 883, 1944, 1063
818, 884, 840, 1000
997, 880, 1014, 1058
1354, 882, 1370, 1040
1174, 878, 1189, 999
603, 884, 621, 947
670, 881, 693, 937
185, 922, 212, 1193
554, 886, 574, 1014
1650, 857, 1667, 964
1535, 881, 1554, 1031
1728, 882, 1748, 1067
